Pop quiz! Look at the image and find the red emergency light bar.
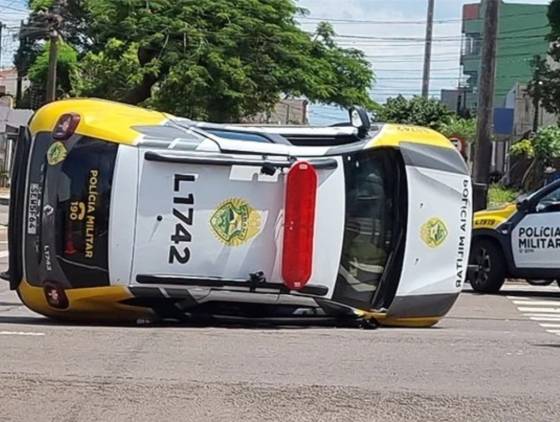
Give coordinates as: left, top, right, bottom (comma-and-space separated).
282, 161, 318, 290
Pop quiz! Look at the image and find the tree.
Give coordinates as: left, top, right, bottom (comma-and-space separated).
528, 1, 560, 116
28, 40, 78, 97
14, 0, 90, 105
439, 116, 477, 143
376, 95, 452, 131
68, 0, 375, 122
510, 125, 560, 190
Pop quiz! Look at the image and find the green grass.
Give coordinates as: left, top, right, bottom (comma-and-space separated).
487, 184, 519, 209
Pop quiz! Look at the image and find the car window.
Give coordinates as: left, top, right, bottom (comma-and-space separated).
536, 186, 560, 213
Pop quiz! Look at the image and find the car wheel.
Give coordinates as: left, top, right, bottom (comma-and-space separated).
468, 239, 506, 293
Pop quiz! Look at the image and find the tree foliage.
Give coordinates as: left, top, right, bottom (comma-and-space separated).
439, 116, 477, 143
14, 0, 91, 106
28, 41, 78, 97
17, 0, 375, 121
510, 125, 560, 190
529, 1, 560, 116
376, 95, 452, 131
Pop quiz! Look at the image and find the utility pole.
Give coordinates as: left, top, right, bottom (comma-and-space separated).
45, 29, 58, 103
533, 82, 541, 133
0, 22, 4, 70
530, 55, 545, 133
473, 0, 499, 211
422, 0, 435, 98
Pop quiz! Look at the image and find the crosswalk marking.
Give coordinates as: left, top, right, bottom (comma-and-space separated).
517, 307, 560, 313
0, 331, 45, 336
508, 293, 560, 337
529, 316, 560, 321
512, 300, 560, 306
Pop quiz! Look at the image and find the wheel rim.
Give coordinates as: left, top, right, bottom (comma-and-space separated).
473, 247, 491, 285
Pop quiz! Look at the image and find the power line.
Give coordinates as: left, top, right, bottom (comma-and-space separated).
0, 3, 28, 13
299, 11, 548, 25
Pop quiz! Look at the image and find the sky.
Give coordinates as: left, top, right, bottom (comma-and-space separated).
0, 0, 552, 124
297, 0, 551, 123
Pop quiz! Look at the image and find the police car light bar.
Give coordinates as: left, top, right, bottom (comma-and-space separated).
282, 161, 318, 290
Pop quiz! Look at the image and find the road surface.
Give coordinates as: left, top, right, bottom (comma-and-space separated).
0, 224, 559, 421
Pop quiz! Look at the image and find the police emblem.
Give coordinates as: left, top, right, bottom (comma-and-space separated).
421, 217, 448, 248
47, 141, 68, 166
210, 198, 261, 246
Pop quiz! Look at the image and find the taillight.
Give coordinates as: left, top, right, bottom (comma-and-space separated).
44, 283, 69, 309
282, 161, 317, 290
53, 113, 80, 140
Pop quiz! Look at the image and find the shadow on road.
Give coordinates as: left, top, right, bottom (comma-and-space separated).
496, 289, 560, 298
0, 314, 382, 330
463, 283, 560, 299
533, 343, 560, 349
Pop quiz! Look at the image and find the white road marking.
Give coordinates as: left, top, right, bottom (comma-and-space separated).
530, 316, 560, 322
507, 286, 560, 337
0, 251, 9, 258
517, 307, 560, 313
0, 331, 45, 336
513, 300, 560, 306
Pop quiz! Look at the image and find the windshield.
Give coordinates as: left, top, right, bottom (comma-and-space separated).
333, 149, 404, 308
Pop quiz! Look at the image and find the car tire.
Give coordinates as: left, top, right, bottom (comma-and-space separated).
469, 239, 506, 293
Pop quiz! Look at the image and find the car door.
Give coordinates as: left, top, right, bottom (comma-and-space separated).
512, 183, 560, 269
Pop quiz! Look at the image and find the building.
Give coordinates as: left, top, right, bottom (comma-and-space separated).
461, 1, 550, 111
505, 82, 557, 139
0, 68, 18, 98
242, 99, 309, 125
0, 105, 33, 186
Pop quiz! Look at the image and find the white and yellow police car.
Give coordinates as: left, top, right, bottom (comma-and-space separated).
5, 98, 472, 327
469, 179, 560, 292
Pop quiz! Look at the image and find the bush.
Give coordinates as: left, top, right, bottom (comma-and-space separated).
487, 184, 519, 208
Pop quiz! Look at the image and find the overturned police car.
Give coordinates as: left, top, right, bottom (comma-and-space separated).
5, 98, 472, 327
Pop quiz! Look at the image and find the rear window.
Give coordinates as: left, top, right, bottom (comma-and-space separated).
24, 134, 118, 288
55, 138, 118, 286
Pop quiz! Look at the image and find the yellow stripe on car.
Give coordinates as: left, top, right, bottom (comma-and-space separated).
473, 203, 517, 230
17, 280, 152, 322
368, 123, 455, 150
29, 98, 169, 145
354, 309, 441, 328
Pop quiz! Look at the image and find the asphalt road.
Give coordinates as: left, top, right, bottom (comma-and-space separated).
1, 222, 560, 421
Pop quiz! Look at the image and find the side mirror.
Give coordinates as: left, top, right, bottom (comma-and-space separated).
516, 198, 531, 212
349, 107, 371, 138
